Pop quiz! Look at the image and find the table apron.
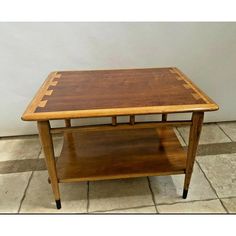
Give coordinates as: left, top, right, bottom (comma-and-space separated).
50, 120, 192, 134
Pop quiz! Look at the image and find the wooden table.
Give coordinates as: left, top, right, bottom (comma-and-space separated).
22, 67, 218, 209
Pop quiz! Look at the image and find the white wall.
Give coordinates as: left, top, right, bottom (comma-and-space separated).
0, 22, 236, 136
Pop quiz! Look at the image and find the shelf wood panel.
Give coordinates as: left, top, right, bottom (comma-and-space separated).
56, 127, 187, 182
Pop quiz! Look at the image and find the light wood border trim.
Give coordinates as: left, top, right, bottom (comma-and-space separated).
22, 103, 218, 121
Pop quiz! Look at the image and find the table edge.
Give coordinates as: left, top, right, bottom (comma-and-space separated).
22, 103, 219, 121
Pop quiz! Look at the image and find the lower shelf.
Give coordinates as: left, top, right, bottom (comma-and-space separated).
56, 127, 187, 182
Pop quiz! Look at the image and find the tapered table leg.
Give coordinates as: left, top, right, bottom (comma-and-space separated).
37, 121, 61, 209
183, 112, 204, 199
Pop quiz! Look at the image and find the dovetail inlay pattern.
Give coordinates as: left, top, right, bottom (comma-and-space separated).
183, 84, 191, 89
50, 81, 58, 86
35, 73, 61, 110
192, 93, 201, 100
45, 90, 53, 96
21, 68, 218, 121
171, 68, 210, 104
38, 100, 48, 108
54, 74, 62, 79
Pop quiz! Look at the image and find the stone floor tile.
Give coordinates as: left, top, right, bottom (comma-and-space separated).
89, 177, 153, 212
0, 137, 41, 161
0, 159, 41, 174
95, 206, 157, 213
149, 164, 217, 205
196, 142, 236, 156
0, 172, 32, 213
221, 198, 236, 213
197, 153, 236, 198
157, 199, 226, 213
177, 124, 231, 145
20, 171, 87, 213
217, 122, 236, 141
39, 137, 63, 159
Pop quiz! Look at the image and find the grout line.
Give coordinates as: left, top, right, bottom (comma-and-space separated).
17, 171, 34, 213
0, 133, 63, 140
86, 181, 90, 213
218, 199, 229, 213
175, 127, 187, 146
155, 197, 219, 207
90, 204, 156, 213
219, 199, 231, 213
0, 134, 39, 140
147, 177, 159, 213
216, 123, 233, 142
196, 161, 229, 213
219, 196, 236, 200
37, 147, 42, 159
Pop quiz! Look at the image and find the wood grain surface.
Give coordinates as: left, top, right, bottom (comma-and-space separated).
56, 127, 187, 182
22, 67, 218, 121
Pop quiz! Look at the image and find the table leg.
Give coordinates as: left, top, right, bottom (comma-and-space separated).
162, 114, 167, 121
183, 112, 204, 199
37, 121, 61, 209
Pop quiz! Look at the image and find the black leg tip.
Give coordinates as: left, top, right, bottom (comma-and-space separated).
56, 199, 61, 209
183, 189, 188, 199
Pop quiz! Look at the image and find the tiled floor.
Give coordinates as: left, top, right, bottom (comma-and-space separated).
0, 121, 236, 214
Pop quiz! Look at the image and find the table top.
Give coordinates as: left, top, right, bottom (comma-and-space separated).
22, 67, 218, 121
